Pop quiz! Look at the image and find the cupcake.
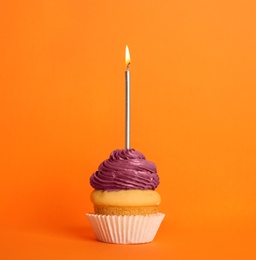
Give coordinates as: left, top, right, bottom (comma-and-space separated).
86, 149, 165, 244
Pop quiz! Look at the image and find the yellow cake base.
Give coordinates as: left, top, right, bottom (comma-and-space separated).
90, 189, 161, 216
93, 205, 158, 215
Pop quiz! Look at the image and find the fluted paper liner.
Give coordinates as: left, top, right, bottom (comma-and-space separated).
86, 213, 165, 244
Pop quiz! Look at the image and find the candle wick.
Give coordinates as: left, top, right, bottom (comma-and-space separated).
126, 62, 130, 71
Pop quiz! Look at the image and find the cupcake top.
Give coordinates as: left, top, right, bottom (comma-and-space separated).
90, 149, 160, 191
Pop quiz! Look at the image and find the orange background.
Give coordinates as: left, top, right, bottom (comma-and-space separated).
1, 0, 256, 259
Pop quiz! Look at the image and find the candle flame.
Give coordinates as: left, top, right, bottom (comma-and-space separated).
125, 45, 130, 70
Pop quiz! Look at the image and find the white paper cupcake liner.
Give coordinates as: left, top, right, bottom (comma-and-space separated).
86, 213, 165, 244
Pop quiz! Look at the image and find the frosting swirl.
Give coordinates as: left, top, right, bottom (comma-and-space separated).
90, 149, 160, 191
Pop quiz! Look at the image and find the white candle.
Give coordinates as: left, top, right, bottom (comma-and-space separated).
125, 45, 131, 149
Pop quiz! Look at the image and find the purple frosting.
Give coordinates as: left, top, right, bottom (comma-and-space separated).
90, 149, 160, 191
